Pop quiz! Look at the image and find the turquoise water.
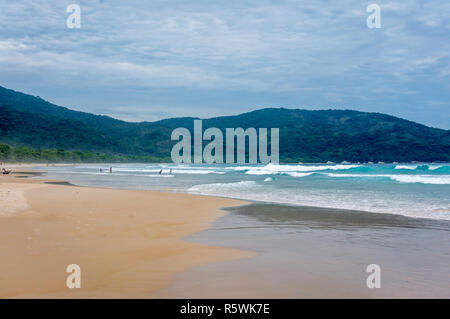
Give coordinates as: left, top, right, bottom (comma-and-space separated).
38, 163, 450, 220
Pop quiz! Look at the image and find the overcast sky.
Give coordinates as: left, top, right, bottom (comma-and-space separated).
0, 0, 449, 128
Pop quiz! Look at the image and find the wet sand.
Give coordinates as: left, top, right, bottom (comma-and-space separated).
156, 203, 450, 298
0, 171, 252, 298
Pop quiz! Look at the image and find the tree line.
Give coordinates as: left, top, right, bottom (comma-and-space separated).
0, 143, 168, 163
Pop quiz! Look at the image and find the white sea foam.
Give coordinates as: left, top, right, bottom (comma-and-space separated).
112, 168, 161, 173
285, 172, 314, 178
394, 164, 446, 171
429, 165, 444, 170
325, 173, 384, 178
187, 180, 450, 220
172, 169, 222, 174
395, 165, 418, 170
188, 181, 258, 193
389, 175, 450, 185
245, 169, 275, 175
143, 174, 174, 178
237, 163, 360, 175
325, 173, 450, 185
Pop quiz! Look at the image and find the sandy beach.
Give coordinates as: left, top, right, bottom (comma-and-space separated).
0, 168, 252, 298
1, 164, 449, 299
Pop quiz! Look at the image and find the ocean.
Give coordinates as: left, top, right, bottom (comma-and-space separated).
37, 162, 450, 220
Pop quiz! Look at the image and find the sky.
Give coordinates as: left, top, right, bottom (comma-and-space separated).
0, 0, 449, 128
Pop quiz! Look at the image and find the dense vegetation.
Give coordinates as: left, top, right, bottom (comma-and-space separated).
1, 85, 449, 163
0, 143, 167, 163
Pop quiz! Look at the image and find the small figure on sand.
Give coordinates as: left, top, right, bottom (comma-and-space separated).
2, 168, 12, 175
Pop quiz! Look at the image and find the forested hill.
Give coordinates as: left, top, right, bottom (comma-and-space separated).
1, 85, 449, 163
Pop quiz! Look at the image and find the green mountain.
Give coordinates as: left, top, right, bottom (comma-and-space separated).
1, 85, 449, 163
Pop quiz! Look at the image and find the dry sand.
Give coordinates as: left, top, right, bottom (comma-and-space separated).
0, 170, 253, 298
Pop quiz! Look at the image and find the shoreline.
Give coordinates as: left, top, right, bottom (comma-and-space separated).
30, 162, 450, 222
2, 164, 449, 298
0, 169, 254, 298
15, 163, 447, 225
31, 163, 449, 223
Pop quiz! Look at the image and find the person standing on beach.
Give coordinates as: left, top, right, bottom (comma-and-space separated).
109, 167, 112, 174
